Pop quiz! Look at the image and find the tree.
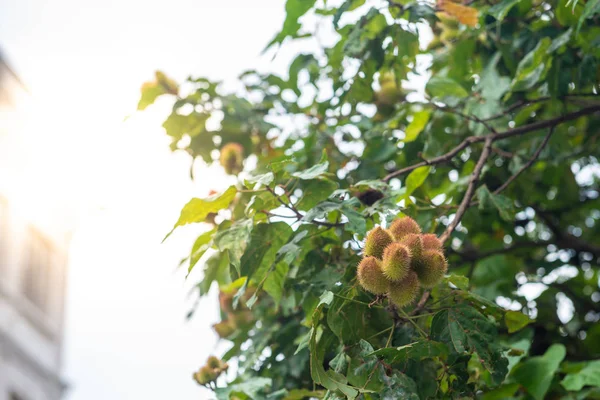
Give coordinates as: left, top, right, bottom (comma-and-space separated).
139, 0, 600, 398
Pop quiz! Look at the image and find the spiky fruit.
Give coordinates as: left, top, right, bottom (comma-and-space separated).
357, 256, 389, 295
399, 233, 424, 263
389, 217, 421, 241
381, 243, 412, 282
421, 234, 443, 251
207, 356, 221, 369
219, 143, 244, 175
388, 271, 420, 308
212, 320, 235, 338
415, 250, 448, 288
229, 310, 254, 329
194, 365, 217, 385
364, 227, 394, 259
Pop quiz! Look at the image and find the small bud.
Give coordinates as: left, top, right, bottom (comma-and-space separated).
415, 249, 448, 288
388, 217, 421, 241
388, 271, 420, 308
212, 320, 235, 338
357, 256, 390, 295
206, 356, 221, 369
381, 243, 412, 282
364, 227, 394, 259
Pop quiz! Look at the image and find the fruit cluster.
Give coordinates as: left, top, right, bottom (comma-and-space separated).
357, 216, 448, 307
193, 356, 229, 385
212, 290, 255, 339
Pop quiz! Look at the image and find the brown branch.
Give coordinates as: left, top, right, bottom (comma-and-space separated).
433, 103, 498, 134
439, 137, 493, 244
383, 104, 600, 182
492, 126, 554, 196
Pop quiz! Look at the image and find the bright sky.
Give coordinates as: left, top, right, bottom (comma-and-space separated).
0, 1, 311, 398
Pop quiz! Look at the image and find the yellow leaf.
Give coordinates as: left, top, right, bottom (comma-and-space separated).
438, 0, 479, 27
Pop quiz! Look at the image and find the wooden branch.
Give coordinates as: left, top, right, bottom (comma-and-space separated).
492, 126, 554, 196
383, 104, 600, 182
439, 137, 493, 244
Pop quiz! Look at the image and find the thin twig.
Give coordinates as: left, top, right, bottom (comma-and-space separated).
439, 137, 493, 244
492, 126, 555, 196
383, 105, 600, 182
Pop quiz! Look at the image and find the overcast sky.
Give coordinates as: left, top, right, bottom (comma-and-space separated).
0, 1, 311, 398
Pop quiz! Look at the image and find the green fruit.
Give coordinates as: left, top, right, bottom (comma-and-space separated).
389, 217, 421, 241
421, 233, 443, 251
415, 249, 448, 288
357, 256, 390, 295
399, 233, 424, 263
194, 365, 217, 385
207, 356, 221, 369
212, 320, 235, 338
388, 271, 420, 308
382, 243, 412, 282
364, 227, 394, 259
220, 142, 244, 175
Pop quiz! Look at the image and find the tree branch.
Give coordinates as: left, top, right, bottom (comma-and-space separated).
439, 137, 493, 244
383, 105, 600, 182
492, 126, 554, 196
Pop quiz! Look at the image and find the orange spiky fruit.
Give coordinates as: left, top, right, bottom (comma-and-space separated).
389, 217, 422, 241
399, 233, 424, 262
219, 143, 244, 175
381, 243, 412, 282
421, 233, 443, 251
388, 271, 420, 308
415, 249, 448, 288
364, 226, 394, 259
357, 256, 390, 295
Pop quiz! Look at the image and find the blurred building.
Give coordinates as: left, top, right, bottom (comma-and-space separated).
0, 54, 67, 400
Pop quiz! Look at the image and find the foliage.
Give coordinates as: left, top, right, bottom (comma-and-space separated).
140, 0, 600, 398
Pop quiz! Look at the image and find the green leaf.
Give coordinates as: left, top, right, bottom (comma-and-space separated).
426, 76, 469, 100
283, 389, 326, 400
548, 28, 573, 53
293, 161, 330, 180
477, 185, 514, 221
488, 0, 522, 21
308, 292, 359, 399
511, 344, 566, 400
577, 0, 600, 33
446, 274, 469, 290
241, 222, 293, 280
370, 340, 449, 363
188, 228, 215, 274
214, 219, 253, 275
405, 166, 431, 196
214, 377, 272, 400
404, 110, 431, 142
267, 0, 318, 49
165, 186, 237, 240
561, 360, 600, 391
245, 172, 274, 189
504, 311, 532, 333
510, 38, 552, 92
431, 304, 508, 385
298, 179, 339, 209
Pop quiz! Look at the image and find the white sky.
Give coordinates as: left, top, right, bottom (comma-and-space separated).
0, 1, 313, 398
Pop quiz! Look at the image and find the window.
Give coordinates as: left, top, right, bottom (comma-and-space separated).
21, 228, 53, 311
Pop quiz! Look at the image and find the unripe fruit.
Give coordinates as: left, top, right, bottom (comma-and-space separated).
388, 271, 420, 308
229, 310, 254, 329
399, 233, 424, 262
421, 233, 443, 251
219, 143, 244, 175
415, 250, 448, 288
364, 227, 394, 259
381, 243, 412, 282
194, 365, 217, 384
207, 356, 221, 369
212, 320, 235, 338
357, 256, 390, 295
389, 217, 421, 241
